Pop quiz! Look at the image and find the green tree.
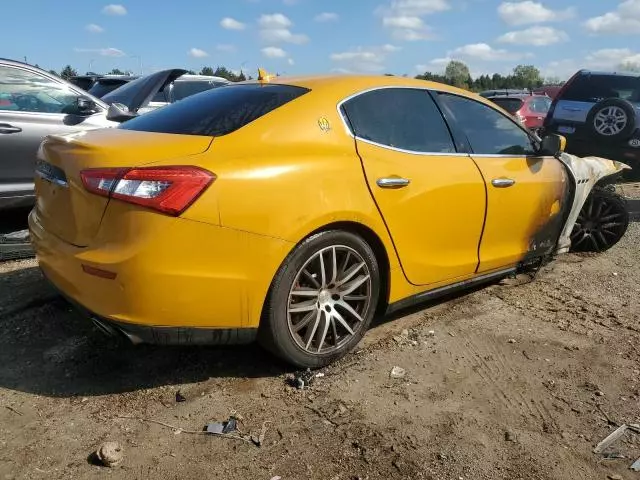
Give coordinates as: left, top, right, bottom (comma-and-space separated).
200, 66, 215, 76
444, 60, 471, 89
237, 70, 247, 81
109, 68, 124, 75
512, 65, 543, 89
213, 66, 236, 81
60, 65, 78, 80
48, 69, 59, 77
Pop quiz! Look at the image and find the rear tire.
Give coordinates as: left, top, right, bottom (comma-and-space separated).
259, 230, 380, 368
586, 98, 636, 142
570, 188, 629, 253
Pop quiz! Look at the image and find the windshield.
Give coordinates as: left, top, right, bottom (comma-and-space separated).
490, 98, 524, 114
120, 83, 309, 136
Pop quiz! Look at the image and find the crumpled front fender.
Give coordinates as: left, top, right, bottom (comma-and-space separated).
556, 153, 631, 254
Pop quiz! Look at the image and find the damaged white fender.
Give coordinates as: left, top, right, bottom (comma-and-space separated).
555, 153, 631, 254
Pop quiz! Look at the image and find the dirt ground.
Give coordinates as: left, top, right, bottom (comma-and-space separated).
1, 207, 639, 479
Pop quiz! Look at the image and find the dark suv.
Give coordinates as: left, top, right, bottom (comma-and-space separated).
544, 70, 640, 180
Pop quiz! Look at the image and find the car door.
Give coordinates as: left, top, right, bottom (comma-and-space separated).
436, 92, 570, 273
340, 87, 486, 286
0, 64, 111, 195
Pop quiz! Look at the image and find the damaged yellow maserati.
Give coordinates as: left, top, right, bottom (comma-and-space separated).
29, 72, 631, 367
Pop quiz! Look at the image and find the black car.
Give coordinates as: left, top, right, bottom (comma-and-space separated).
543, 70, 640, 181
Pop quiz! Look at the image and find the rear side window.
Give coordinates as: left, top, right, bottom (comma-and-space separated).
490, 98, 524, 114
529, 97, 551, 113
562, 74, 640, 102
341, 88, 455, 153
120, 84, 309, 136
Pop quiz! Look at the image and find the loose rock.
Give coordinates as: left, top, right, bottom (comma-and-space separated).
95, 441, 124, 467
390, 366, 406, 379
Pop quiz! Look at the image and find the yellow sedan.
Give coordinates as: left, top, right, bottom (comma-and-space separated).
29, 73, 630, 367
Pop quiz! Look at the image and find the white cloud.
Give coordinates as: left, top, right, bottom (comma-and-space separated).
330, 44, 401, 72
261, 46, 287, 58
75, 47, 126, 57
188, 48, 208, 58
220, 17, 246, 30
85, 23, 104, 33
258, 13, 309, 44
497, 26, 569, 46
585, 0, 640, 35
377, 0, 447, 41
450, 43, 528, 61
498, 1, 575, 26
314, 12, 339, 22
585, 48, 640, 69
288, 58, 295, 65
216, 44, 237, 53
102, 4, 127, 15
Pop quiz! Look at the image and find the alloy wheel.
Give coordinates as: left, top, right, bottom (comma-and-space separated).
571, 193, 627, 252
594, 106, 628, 136
287, 245, 372, 355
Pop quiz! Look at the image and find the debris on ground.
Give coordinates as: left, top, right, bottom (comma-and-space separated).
508, 338, 517, 344
289, 369, 316, 389
607, 474, 623, 480
390, 366, 406, 379
593, 424, 640, 454
205, 418, 237, 435
95, 441, 124, 467
631, 457, 640, 472
175, 391, 186, 403
504, 430, 516, 442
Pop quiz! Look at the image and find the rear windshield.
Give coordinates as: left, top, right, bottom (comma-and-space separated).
88, 80, 130, 98
562, 74, 640, 102
119, 83, 309, 136
490, 98, 524, 114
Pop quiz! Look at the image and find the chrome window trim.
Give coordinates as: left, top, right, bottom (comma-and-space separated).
336, 85, 461, 157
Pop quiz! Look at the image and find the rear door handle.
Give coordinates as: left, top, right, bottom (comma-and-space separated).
0, 123, 22, 134
491, 178, 516, 188
376, 177, 410, 188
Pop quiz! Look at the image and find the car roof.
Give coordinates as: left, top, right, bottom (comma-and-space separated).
578, 69, 640, 78
237, 74, 485, 104
488, 94, 548, 99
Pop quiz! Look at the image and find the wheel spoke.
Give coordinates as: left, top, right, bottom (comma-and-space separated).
291, 288, 320, 297
290, 299, 318, 313
344, 294, 368, 301
594, 199, 604, 218
602, 229, 619, 237
331, 316, 338, 346
315, 311, 331, 353
336, 262, 365, 287
588, 234, 599, 251
600, 213, 621, 222
330, 246, 338, 285
304, 309, 322, 349
602, 222, 624, 229
340, 251, 351, 278
319, 251, 327, 287
572, 233, 589, 246
341, 274, 370, 296
332, 309, 355, 335
595, 231, 608, 249
293, 309, 317, 333
337, 300, 365, 323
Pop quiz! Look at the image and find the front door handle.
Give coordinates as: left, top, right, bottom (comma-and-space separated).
0, 123, 22, 134
376, 177, 410, 188
491, 178, 516, 188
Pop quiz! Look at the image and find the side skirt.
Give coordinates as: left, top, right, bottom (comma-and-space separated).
386, 267, 516, 316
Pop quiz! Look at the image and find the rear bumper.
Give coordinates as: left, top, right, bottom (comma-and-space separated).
28, 206, 292, 339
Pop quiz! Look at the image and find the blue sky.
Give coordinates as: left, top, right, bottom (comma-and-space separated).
2, 1, 639, 80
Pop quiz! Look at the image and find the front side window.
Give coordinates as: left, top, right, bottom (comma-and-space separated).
341, 87, 456, 153
438, 93, 535, 156
0, 65, 81, 114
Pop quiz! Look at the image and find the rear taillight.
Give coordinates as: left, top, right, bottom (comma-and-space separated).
80, 166, 215, 216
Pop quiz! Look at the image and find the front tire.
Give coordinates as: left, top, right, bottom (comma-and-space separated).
570, 188, 629, 253
259, 230, 380, 368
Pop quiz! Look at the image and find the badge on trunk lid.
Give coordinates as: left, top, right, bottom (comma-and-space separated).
35, 160, 68, 187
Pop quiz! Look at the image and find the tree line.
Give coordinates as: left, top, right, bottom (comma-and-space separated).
47, 60, 561, 91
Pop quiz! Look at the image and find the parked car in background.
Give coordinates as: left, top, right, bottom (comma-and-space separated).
102, 71, 229, 114
544, 70, 640, 181
487, 93, 552, 134
479, 89, 530, 98
29, 73, 629, 367
87, 75, 139, 98
533, 85, 563, 99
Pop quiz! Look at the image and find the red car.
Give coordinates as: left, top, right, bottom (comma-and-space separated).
487, 94, 552, 133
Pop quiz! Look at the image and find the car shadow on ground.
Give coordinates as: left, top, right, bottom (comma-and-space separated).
0, 265, 497, 399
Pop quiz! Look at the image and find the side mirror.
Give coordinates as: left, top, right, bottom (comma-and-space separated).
539, 133, 566, 157
106, 103, 138, 123
76, 97, 98, 115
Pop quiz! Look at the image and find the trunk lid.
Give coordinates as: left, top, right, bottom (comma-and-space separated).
34, 128, 212, 247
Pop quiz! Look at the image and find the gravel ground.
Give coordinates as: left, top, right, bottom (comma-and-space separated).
0, 219, 638, 480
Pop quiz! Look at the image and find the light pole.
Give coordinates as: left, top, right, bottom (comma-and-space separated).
130, 55, 143, 75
